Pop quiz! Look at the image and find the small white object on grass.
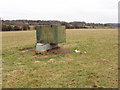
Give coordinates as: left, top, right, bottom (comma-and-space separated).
74, 49, 81, 53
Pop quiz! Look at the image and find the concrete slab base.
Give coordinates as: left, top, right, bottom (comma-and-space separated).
36, 43, 58, 52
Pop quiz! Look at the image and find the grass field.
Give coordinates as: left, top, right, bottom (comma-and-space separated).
2, 29, 118, 88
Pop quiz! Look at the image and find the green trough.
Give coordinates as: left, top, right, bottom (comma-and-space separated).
36, 25, 66, 44
35, 25, 66, 52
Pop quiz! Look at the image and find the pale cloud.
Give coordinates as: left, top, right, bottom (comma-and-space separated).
0, 0, 119, 23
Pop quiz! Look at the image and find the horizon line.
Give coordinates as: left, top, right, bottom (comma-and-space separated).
1, 18, 118, 24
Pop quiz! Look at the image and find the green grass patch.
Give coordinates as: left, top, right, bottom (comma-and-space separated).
2, 29, 118, 88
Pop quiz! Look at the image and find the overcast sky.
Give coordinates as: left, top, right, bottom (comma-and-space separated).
0, 0, 119, 23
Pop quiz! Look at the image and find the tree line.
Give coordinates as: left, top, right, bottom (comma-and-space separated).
1, 20, 117, 31
2, 24, 30, 31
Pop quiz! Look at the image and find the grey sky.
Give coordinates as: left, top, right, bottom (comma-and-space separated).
0, 0, 119, 23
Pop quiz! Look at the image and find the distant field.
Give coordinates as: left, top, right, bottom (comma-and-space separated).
2, 29, 118, 88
